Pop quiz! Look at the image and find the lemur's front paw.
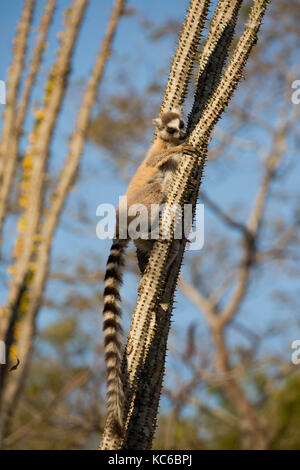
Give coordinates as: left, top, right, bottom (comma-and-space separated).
182, 144, 196, 153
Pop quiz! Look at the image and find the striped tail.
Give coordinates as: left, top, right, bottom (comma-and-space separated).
102, 238, 128, 437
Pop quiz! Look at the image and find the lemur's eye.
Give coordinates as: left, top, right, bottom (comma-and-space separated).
179, 121, 184, 129
167, 127, 176, 134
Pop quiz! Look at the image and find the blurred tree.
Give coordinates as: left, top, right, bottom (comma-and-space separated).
0, 0, 127, 447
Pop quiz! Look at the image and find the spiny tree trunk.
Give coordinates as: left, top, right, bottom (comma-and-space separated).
0, 0, 90, 445
0, 0, 90, 408
100, 0, 270, 451
0, 0, 126, 448
0, 0, 35, 235
0, 0, 56, 237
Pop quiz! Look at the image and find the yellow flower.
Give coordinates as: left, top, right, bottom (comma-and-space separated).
7, 265, 16, 276
14, 321, 22, 340
17, 216, 26, 233
45, 80, 54, 93
12, 238, 22, 257
19, 194, 29, 209
19, 293, 29, 312
9, 344, 18, 362
29, 262, 36, 271
23, 156, 32, 168
35, 108, 46, 120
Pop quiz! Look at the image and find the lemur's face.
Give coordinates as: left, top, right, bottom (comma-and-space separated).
154, 111, 186, 144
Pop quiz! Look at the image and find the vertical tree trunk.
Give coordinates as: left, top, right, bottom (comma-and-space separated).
0, 0, 90, 446
0, 0, 35, 234
100, 0, 269, 450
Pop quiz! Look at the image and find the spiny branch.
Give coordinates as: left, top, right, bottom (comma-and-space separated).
0, 0, 90, 443
100, 0, 269, 450
0, 0, 35, 234
161, 0, 210, 112
188, 0, 243, 132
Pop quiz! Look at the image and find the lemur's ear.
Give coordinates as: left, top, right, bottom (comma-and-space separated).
152, 117, 162, 128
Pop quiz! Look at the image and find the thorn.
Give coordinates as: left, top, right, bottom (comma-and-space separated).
9, 357, 20, 372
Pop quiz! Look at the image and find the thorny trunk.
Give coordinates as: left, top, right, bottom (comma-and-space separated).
0, 0, 56, 237
100, 0, 270, 450
0, 0, 90, 445
0, 0, 35, 234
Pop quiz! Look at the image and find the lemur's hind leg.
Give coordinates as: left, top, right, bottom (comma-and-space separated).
116, 182, 162, 239
136, 247, 150, 274
156, 239, 181, 312
126, 182, 163, 238
136, 239, 180, 279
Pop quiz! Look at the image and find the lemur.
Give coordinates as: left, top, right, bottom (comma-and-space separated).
102, 106, 194, 437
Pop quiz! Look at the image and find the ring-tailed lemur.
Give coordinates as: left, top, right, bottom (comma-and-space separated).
102, 106, 194, 437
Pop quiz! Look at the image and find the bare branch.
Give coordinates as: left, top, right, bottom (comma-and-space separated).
3, 370, 91, 448
200, 190, 247, 233
178, 278, 217, 326
220, 98, 299, 327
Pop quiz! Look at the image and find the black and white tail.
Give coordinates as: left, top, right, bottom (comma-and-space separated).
102, 238, 128, 437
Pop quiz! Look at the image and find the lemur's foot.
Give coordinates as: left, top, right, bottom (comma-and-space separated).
189, 177, 198, 189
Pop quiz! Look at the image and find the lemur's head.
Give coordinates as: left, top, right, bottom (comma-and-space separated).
152, 106, 186, 144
